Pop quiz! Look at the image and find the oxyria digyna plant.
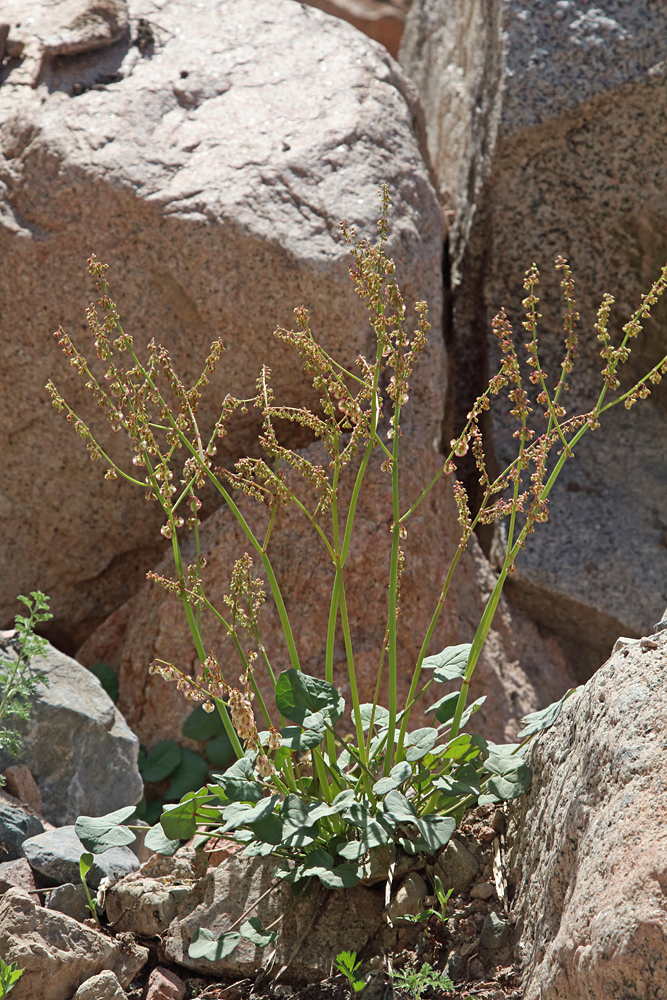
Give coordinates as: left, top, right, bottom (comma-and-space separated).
47, 187, 667, 960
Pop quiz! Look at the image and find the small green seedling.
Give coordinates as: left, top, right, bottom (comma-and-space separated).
79, 852, 99, 925
0, 957, 23, 997
402, 874, 454, 925
391, 962, 453, 998
335, 951, 366, 993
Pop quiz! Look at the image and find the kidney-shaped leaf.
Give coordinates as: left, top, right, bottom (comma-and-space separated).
308, 790, 356, 823
206, 731, 236, 767
517, 687, 580, 740
240, 917, 278, 948
434, 762, 481, 798
214, 756, 264, 803
382, 790, 417, 825
481, 761, 532, 803
426, 691, 460, 725
281, 794, 319, 840
275, 670, 344, 728
457, 696, 486, 730
422, 643, 471, 682
166, 749, 210, 802
484, 752, 524, 776
139, 740, 182, 783
144, 822, 181, 856
318, 863, 361, 889
280, 726, 324, 752
182, 703, 224, 741
189, 928, 241, 961
372, 776, 396, 797
75, 806, 136, 854
300, 850, 361, 889
359, 704, 390, 732
404, 727, 438, 762
221, 794, 279, 834
415, 814, 456, 853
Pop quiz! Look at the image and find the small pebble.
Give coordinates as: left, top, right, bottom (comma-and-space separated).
144, 966, 186, 1000
470, 881, 495, 900
469, 957, 485, 980
479, 826, 497, 842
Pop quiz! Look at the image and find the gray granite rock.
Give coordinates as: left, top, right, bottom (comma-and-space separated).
163, 851, 385, 984
434, 838, 480, 893
0, 643, 142, 826
386, 872, 427, 924
401, 0, 667, 676
507, 631, 667, 999
501, 0, 667, 133
0, 858, 41, 895
0, 887, 147, 1000
0, 0, 444, 663
0, 800, 44, 863
480, 911, 510, 951
46, 882, 90, 923
72, 971, 127, 1000
399, 0, 503, 276
105, 877, 181, 936
23, 826, 138, 889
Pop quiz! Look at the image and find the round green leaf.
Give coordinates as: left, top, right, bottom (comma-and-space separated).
433, 762, 481, 797
159, 789, 214, 840
250, 813, 284, 845
422, 643, 471, 681
182, 703, 225, 741
75, 806, 136, 854
415, 814, 456, 853
372, 776, 397, 796
144, 822, 180, 856
517, 687, 580, 739
404, 727, 438, 762
166, 748, 209, 801
189, 928, 241, 961
240, 917, 278, 948
275, 669, 345, 727
383, 790, 417, 824
359, 704, 390, 731
140, 740, 182, 783
280, 726, 325, 752
318, 863, 361, 889
206, 732, 235, 767
483, 762, 532, 802
213, 758, 264, 802
160, 801, 198, 841
426, 691, 460, 724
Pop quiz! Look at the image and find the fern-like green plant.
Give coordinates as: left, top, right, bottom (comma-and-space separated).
0, 592, 51, 764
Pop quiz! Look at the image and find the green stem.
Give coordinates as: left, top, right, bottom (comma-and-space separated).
395, 543, 465, 758
337, 578, 371, 788
203, 471, 302, 673
384, 407, 402, 776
